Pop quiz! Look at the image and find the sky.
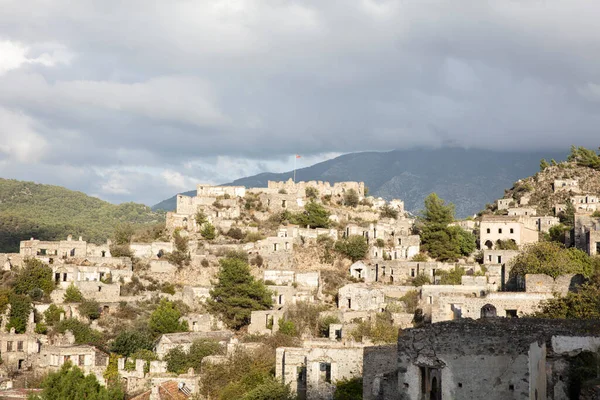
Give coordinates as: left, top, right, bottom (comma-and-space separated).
1, 0, 600, 206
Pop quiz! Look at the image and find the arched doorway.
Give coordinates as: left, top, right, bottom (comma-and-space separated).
481, 304, 497, 318
484, 240, 493, 250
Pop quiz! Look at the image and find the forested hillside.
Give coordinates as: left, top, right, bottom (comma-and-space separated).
0, 178, 164, 252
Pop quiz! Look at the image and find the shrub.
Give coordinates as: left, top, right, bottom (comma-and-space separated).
375, 238, 385, 248
399, 290, 419, 313
335, 235, 368, 262
349, 312, 398, 344
334, 377, 363, 400
343, 189, 359, 207
149, 299, 188, 334
244, 232, 265, 243
317, 315, 340, 338
63, 284, 84, 303
305, 187, 319, 199
380, 204, 399, 219
78, 299, 101, 320
29, 362, 124, 400
44, 304, 64, 326
201, 223, 217, 240
284, 302, 329, 337
195, 210, 208, 225
278, 319, 297, 336
165, 346, 189, 374
187, 339, 223, 372
242, 377, 295, 400
35, 322, 48, 334
412, 274, 431, 287
160, 282, 176, 295
164, 229, 191, 267
510, 242, 598, 280
224, 250, 249, 263
495, 239, 519, 250
227, 227, 244, 240
54, 318, 103, 345
411, 253, 428, 262
436, 266, 466, 285
250, 255, 264, 267
109, 244, 133, 258
110, 329, 154, 357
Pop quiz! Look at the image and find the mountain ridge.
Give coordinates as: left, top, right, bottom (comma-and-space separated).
153, 148, 566, 218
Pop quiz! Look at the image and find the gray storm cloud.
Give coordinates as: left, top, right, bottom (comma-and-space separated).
0, 0, 599, 204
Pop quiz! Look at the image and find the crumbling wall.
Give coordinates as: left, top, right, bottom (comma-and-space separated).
362, 344, 398, 400
525, 274, 584, 295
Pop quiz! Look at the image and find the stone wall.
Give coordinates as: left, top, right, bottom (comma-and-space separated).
382, 319, 600, 400
525, 274, 584, 295
267, 180, 365, 198
362, 344, 398, 400
276, 343, 366, 400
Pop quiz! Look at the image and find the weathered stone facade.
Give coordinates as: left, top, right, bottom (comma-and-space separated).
363, 318, 600, 400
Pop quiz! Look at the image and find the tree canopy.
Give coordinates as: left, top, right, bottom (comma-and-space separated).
13, 258, 54, 299
422, 193, 455, 227
334, 235, 369, 262
567, 145, 600, 170
149, 299, 188, 335
288, 202, 330, 228
28, 362, 124, 400
206, 257, 272, 329
510, 242, 599, 280
418, 194, 475, 261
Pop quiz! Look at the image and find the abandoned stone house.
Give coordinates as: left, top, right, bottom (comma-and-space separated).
507, 207, 537, 217
428, 273, 582, 323
349, 260, 462, 284
448, 220, 478, 234
362, 318, 600, 400
338, 284, 414, 312
51, 264, 133, 287
154, 331, 233, 360
479, 215, 539, 249
276, 340, 368, 400
0, 332, 42, 372
573, 213, 600, 256
344, 221, 415, 243
481, 249, 520, 290
497, 198, 513, 210
180, 314, 224, 332
50, 280, 121, 304
18, 235, 121, 261
38, 344, 109, 380
571, 195, 600, 212
277, 226, 338, 241
553, 179, 580, 193
263, 270, 320, 288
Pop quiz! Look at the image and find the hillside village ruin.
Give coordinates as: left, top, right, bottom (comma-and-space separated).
2, 168, 600, 400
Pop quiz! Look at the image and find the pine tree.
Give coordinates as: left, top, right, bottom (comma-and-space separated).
206, 258, 272, 329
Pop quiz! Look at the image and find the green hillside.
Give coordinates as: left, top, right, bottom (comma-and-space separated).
0, 178, 165, 253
